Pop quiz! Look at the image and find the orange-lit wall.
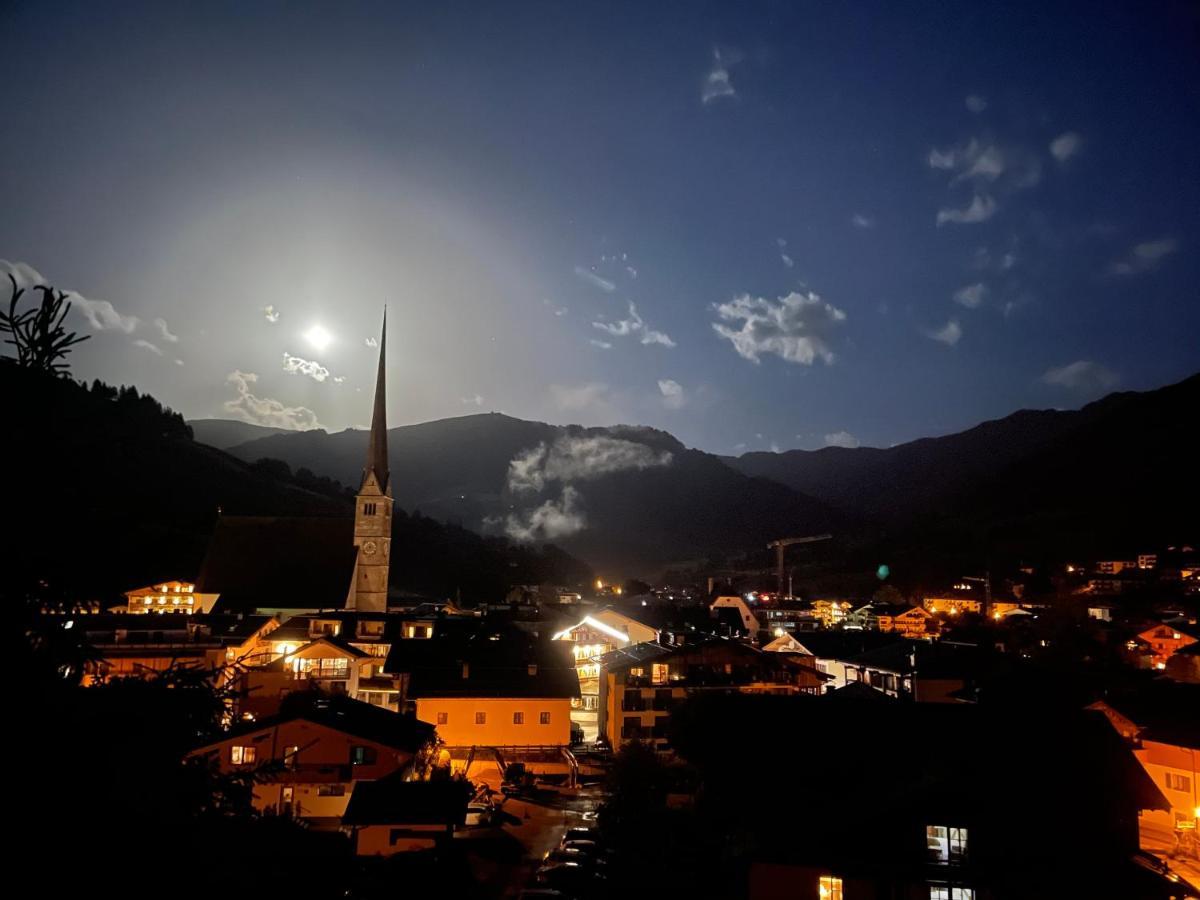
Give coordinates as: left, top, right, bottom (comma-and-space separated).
414, 697, 571, 746
354, 824, 447, 855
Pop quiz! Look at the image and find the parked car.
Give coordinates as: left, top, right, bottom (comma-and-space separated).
536, 862, 605, 895
560, 839, 602, 857
542, 847, 605, 870
559, 826, 597, 847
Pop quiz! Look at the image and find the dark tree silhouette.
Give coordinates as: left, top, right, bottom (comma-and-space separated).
0, 273, 90, 373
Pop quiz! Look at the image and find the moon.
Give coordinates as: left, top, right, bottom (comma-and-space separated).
304, 324, 332, 352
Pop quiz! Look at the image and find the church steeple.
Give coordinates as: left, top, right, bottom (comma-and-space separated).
347, 309, 393, 612
363, 308, 390, 495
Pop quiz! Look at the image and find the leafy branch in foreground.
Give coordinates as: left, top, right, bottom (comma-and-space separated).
1, 273, 90, 374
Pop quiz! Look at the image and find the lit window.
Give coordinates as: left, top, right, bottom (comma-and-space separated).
927, 826, 968, 864
350, 745, 377, 766
317, 784, 346, 796
540, 712, 551, 725
513, 711, 525, 725
436, 712, 448, 725
475, 712, 487, 725
928, 888, 974, 900
651, 663, 669, 685
231, 745, 256, 766
818, 876, 843, 900
283, 745, 299, 768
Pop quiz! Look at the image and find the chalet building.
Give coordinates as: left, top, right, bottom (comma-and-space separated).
1134, 623, 1199, 670
710, 595, 762, 635
385, 628, 580, 775
1165, 641, 1200, 683
551, 607, 659, 741
810, 598, 853, 628
759, 600, 822, 634
342, 774, 472, 855
113, 580, 219, 615
78, 613, 278, 685
674, 696, 1174, 900
596, 637, 823, 751
841, 640, 982, 702
774, 631, 909, 692
849, 602, 937, 637
188, 695, 434, 828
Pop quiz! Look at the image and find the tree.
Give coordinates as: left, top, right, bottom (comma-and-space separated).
0, 274, 90, 373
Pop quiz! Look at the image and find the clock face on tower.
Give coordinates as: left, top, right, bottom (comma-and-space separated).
363, 541, 378, 556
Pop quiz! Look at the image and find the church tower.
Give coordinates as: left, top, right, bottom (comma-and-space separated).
347, 311, 392, 612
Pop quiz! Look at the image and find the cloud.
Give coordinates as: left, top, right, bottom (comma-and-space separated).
712, 290, 847, 365
223, 370, 320, 430
953, 282, 987, 308
365, 336, 379, 348
851, 213, 875, 229
134, 339, 163, 356
282, 352, 331, 382
780, 252, 794, 268
965, 95, 988, 113
592, 301, 675, 348
507, 435, 674, 494
1049, 132, 1082, 163
589, 339, 613, 350
937, 193, 996, 226
573, 265, 616, 293
2, 260, 142, 335
626, 266, 638, 279
264, 305, 280, 324
925, 319, 963, 346
153, 317, 179, 342
702, 47, 739, 104
824, 430, 860, 449
1108, 238, 1178, 276
174, 359, 184, 366
1042, 360, 1119, 392
503, 486, 586, 542
461, 394, 484, 406
658, 379, 685, 410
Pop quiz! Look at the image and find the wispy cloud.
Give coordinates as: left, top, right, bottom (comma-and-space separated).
503, 486, 586, 541
153, 317, 179, 343
780, 252, 795, 268
2, 258, 139, 333
224, 370, 320, 430
851, 213, 875, 229
1108, 238, 1178, 276
1042, 360, 1119, 392
936, 194, 996, 226
712, 290, 847, 365
1049, 131, 1082, 163
365, 336, 378, 348
592, 301, 675, 347
573, 265, 616, 293
953, 282, 987, 308
702, 47, 739, 104
658, 378, 685, 409
965, 94, 988, 113
589, 338, 613, 350
134, 339, 163, 356
282, 352, 331, 382
508, 435, 672, 494
824, 430, 860, 449
925, 319, 963, 347
263, 305, 280, 324
550, 382, 612, 413
461, 394, 484, 406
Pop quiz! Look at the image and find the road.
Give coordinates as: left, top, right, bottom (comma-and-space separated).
1141, 820, 1200, 892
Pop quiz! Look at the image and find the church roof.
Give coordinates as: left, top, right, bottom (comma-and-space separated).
195, 515, 356, 612
363, 310, 389, 494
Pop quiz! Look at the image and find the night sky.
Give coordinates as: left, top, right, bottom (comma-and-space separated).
3, 1, 1198, 453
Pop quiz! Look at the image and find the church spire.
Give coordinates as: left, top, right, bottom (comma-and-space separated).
364, 308, 389, 495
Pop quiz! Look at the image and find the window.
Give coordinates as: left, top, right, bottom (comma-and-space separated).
651, 662, 669, 685
927, 826, 968, 864
1165, 772, 1192, 792
513, 711, 525, 725
818, 876, 843, 900
230, 746, 256, 766
582, 695, 599, 710
350, 745, 377, 766
363, 502, 376, 516
928, 888, 974, 900
436, 712, 448, 725
475, 712, 487, 725
283, 745, 299, 768
317, 784, 345, 797
540, 712, 551, 725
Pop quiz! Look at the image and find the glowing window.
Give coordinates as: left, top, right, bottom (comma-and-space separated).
927, 826, 968, 864
818, 876, 843, 900
230, 746, 256, 766
651, 663, 669, 685
350, 745, 376, 766
928, 888, 974, 900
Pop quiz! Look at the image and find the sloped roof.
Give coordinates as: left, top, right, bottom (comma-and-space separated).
396, 633, 580, 700
195, 516, 356, 611
342, 772, 471, 826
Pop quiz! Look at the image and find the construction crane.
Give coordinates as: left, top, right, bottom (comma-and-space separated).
767, 534, 833, 597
